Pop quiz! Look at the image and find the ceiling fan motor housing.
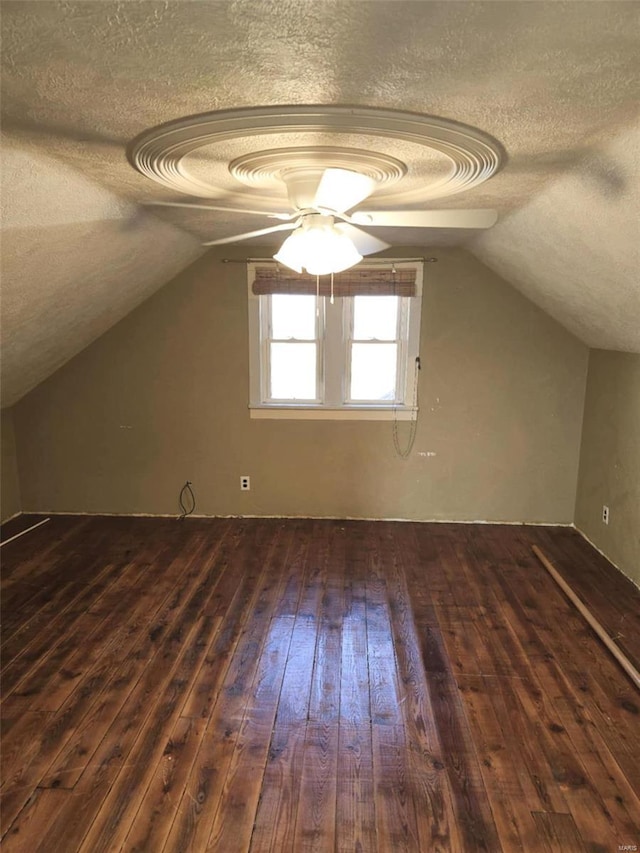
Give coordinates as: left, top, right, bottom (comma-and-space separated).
279, 168, 330, 210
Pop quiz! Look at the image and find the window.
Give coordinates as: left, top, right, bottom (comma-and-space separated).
347, 295, 401, 403
248, 262, 422, 420
267, 295, 320, 401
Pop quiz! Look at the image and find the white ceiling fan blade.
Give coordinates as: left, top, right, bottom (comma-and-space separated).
334, 222, 390, 256
314, 168, 376, 213
144, 200, 293, 220
202, 222, 297, 246
351, 209, 499, 229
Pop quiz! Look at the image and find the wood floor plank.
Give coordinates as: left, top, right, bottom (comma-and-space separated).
365, 575, 403, 725
533, 526, 640, 653
501, 531, 640, 793
283, 526, 345, 853
0, 560, 209, 840
484, 532, 634, 845
1, 787, 70, 852
371, 723, 420, 852
3, 556, 149, 709
321, 528, 379, 852
76, 602, 225, 853
369, 526, 458, 851
121, 714, 207, 853
0, 513, 49, 547
1, 516, 90, 594
179, 520, 287, 722
471, 527, 640, 852
7, 529, 229, 849
1, 515, 638, 853
335, 721, 376, 853
2, 575, 89, 669
247, 722, 307, 853
402, 531, 502, 852
1, 520, 119, 642
249, 524, 328, 853
164, 520, 297, 853
451, 526, 629, 840
293, 722, 339, 852
35, 530, 215, 789
308, 542, 345, 725
456, 674, 552, 852
457, 535, 581, 817
422, 666, 503, 851
531, 811, 589, 853
549, 694, 640, 837
205, 615, 296, 853
0, 711, 55, 793
74, 523, 245, 853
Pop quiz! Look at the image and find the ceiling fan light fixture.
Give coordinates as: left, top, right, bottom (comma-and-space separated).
274, 215, 363, 276
273, 228, 306, 273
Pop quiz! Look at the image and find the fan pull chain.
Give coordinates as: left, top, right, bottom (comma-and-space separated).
316, 275, 320, 316
330, 272, 334, 305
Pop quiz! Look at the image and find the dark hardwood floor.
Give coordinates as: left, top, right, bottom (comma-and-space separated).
1, 515, 639, 852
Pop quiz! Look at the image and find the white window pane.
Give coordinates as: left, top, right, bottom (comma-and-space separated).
350, 343, 397, 400
270, 343, 316, 399
353, 296, 398, 340
271, 294, 316, 340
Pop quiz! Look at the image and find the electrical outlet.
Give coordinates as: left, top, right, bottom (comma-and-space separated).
602, 505, 610, 525
240, 476, 250, 491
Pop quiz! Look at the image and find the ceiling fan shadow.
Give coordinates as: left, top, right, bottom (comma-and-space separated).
506, 148, 627, 197
2, 114, 126, 149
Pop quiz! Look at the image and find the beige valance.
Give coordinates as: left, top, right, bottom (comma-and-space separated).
251, 266, 417, 297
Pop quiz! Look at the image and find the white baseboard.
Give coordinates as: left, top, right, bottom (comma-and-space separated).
12, 510, 635, 589
20, 509, 573, 526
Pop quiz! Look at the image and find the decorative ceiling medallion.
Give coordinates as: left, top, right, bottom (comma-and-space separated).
229, 147, 407, 189
128, 105, 503, 203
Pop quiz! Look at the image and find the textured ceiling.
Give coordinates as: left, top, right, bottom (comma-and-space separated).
0, 140, 202, 405
1, 1, 639, 406
473, 120, 640, 352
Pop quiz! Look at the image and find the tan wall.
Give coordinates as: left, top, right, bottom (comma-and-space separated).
575, 350, 640, 585
14, 247, 588, 522
1, 407, 21, 521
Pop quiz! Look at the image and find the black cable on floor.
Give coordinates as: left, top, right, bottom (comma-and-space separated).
178, 480, 196, 519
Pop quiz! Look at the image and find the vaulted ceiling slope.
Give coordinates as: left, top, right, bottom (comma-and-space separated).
1, 1, 639, 407
473, 120, 640, 352
0, 140, 203, 406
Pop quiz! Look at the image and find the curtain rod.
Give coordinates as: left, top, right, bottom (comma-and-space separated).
219, 257, 438, 264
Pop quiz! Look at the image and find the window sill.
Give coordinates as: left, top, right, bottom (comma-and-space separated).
249, 406, 418, 421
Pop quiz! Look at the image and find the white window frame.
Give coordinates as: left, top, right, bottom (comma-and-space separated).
343, 294, 409, 406
247, 261, 423, 420
260, 293, 324, 404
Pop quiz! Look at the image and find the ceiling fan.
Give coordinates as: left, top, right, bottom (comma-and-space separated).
145, 166, 498, 275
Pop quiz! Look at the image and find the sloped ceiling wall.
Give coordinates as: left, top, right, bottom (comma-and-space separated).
0, 140, 203, 406
1, 1, 639, 408
472, 120, 640, 352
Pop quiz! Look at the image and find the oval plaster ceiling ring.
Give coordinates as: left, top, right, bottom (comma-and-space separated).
228, 147, 409, 189
131, 117, 499, 203
128, 105, 503, 203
